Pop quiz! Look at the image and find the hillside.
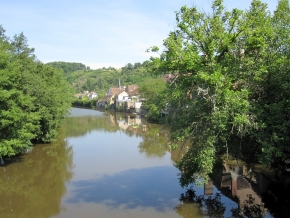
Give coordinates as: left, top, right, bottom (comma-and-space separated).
45, 61, 158, 96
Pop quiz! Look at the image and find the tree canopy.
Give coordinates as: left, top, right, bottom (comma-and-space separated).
138, 77, 167, 122
0, 26, 74, 157
148, 0, 290, 186
45, 61, 87, 74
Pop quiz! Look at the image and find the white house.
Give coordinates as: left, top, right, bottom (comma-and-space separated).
116, 91, 129, 109
88, 92, 98, 100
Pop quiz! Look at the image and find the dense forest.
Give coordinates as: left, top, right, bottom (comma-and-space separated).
0, 26, 74, 158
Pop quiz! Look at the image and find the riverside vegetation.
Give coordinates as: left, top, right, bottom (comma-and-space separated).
1, 0, 290, 194
0, 26, 74, 158
147, 0, 290, 187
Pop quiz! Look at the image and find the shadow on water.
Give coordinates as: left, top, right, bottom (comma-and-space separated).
67, 166, 183, 212
0, 154, 26, 167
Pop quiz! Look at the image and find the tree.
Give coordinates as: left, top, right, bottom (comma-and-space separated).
148, 0, 290, 186
10, 32, 35, 58
45, 61, 87, 74
0, 27, 74, 157
139, 78, 167, 122
29, 63, 74, 142
0, 25, 9, 45
254, 0, 290, 170
86, 77, 96, 91
0, 50, 39, 156
134, 62, 142, 69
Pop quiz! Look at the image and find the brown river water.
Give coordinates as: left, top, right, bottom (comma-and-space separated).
0, 107, 285, 217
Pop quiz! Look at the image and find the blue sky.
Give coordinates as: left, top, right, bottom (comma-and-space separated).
0, 0, 278, 69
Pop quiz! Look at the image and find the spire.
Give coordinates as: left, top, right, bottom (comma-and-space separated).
119, 78, 121, 89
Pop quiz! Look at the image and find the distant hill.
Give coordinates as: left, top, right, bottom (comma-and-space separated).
45, 61, 87, 74
46, 61, 159, 95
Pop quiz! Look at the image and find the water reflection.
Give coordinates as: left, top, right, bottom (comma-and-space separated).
176, 185, 270, 218
0, 125, 73, 218
218, 161, 289, 217
220, 162, 266, 212
67, 166, 182, 211
176, 158, 289, 217
176, 188, 225, 218
2, 108, 287, 218
63, 108, 276, 217
171, 145, 277, 217
64, 109, 171, 158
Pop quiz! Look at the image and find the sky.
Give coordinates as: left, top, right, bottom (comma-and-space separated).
0, 0, 279, 69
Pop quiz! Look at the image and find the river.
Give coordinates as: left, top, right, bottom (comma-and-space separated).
0, 107, 284, 217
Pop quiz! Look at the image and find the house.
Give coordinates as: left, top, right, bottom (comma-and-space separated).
126, 85, 140, 98
96, 87, 123, 108
96, 84, 143, 113
126, 85, 143, 113
115, 89, 142, 113
116, 90, 129, 101
124, 85, 143, 113
76, 90, 98, 100
107, 87, 124, 96
96, 94, 112, 108
115, 90, 129, 109
88, 92, 98, 100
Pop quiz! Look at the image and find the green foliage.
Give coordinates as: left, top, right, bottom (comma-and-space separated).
63, 60, 156, 94
0, 26, 74, 157
139, 78, 167, 122
45, 61, 87, 74
148, 0, 290, 186
64, 67, 118, 93
72, 96, 98, 108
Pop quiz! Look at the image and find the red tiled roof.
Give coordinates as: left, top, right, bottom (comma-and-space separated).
98, 94, 113, 102
126, 85, 139, 96
109, 87, 123, 95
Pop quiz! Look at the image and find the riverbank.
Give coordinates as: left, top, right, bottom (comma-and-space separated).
1, 107, 289, 217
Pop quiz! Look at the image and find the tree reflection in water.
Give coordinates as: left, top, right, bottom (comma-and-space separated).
138, 125, 169, 158
48, 108, 289, 217
0, 125, 73, 218
176, 187, 270, 218
230, 195, 267, 218
64, 110, 171, 158
176, 187, 225, 218
171, 133, 290, 218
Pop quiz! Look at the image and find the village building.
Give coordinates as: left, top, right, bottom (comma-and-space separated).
88, 92, 98, 100
97, 84, 142, 113
96, 87, 123, 108
76, 90, 98, 100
